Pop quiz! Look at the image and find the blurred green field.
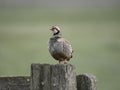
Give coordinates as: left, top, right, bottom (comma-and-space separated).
0, 8, 120, 90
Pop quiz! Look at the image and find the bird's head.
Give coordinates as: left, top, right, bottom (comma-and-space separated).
50, 26, 61, 36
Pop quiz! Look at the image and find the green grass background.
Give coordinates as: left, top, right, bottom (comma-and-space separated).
0, 8, 120, 90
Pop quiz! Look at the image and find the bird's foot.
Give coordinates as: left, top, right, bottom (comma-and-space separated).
59, 60, 68, 64
64, 60, 68, 64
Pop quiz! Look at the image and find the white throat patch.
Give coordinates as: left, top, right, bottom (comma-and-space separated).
53, 29, 58, 34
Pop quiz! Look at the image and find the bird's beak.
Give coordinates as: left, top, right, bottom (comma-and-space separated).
50, 28, 53, 31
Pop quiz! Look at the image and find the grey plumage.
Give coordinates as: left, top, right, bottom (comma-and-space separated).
48, 26, 73, 63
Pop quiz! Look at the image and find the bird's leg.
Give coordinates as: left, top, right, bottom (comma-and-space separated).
64, 60, 68, 64
59, 60, 61, 64
59, 60, 66, 64
59, 60, 63, 64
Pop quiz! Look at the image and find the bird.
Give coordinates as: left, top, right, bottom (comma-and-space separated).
48, 26, 73, 64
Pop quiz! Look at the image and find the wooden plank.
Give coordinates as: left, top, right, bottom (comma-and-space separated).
30, 64, 50, 90
0, 76, 30, 90
77, 74, 97, 90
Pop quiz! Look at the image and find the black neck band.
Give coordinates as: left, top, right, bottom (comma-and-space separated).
53, 30, 60, 35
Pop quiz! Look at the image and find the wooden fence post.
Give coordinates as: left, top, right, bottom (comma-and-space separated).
77, 74, 97, 90
30, 64, 77, 90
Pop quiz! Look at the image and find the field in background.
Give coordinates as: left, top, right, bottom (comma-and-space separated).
0, 8, 120, 90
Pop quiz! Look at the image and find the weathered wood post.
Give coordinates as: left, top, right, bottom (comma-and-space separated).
30, 64, 77, 90
0, 64, 97, 90
77, 74, 97, 90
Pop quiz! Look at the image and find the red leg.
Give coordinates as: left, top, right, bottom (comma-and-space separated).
64, 60, 67, 64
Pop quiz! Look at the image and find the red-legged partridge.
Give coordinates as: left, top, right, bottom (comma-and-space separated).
48, 26, 73, 64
